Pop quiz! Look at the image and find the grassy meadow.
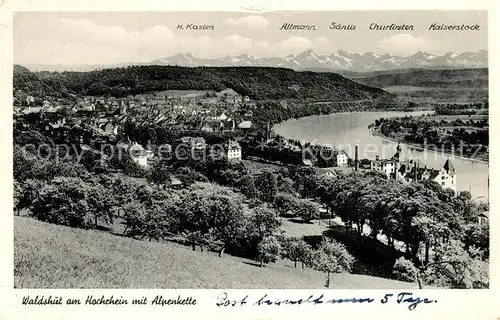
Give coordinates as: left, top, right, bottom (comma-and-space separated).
14, 216, 415, 289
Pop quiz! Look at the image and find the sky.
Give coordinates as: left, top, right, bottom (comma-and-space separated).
14, 11, 488, 66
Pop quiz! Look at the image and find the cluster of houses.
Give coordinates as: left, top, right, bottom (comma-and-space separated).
370, 143, 457, 194
116, 136, 243, 169
14, 92, 257, 133
13, 91, 258, 160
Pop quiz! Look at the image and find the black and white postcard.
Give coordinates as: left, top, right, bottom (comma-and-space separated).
1, 1, 497, 319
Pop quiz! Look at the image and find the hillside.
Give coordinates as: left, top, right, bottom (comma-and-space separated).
14, 65, 70, 97
14, 216, 414, 289
13, 64, 391, 101
351, 68, 488, 89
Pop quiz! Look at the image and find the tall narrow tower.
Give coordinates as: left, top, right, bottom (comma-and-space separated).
354, 145, 359, 171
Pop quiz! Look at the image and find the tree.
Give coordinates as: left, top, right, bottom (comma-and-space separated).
462, 223, 489, 258
14, 145, 89, 182
13, 180, 23, 215
207, 193, 245, 257
237, 174, 258, 199
282, 237, 313, 269
16, 179, 43, 214
453, 191, 480, 224
249, 205, 281, 240
80, 149, 105, 172
172, 188, 245, 254
255, 172, 278, 203
276, 174, 295, 194
292, 168, 320, 199
29, 177, 93, 228
14, 129, 55, 154
218, 169, 244, 187
173, 191, 212, 251
13, 145, 36, 181
121, 200, 148, 237
423, 239, 489, 289
86, 179, 115, 228
175, 167, 208, 186
329, 175, 366, 237
109, 175, 147, 209
297, 199, 319, 223
148, 160, 172, 186
274, 192, 299, 217
109, 150, 147, 178
257, 235, 281, 267
312, 238, 355, 288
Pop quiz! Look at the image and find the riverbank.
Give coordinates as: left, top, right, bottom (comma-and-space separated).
369, 126, 489, 164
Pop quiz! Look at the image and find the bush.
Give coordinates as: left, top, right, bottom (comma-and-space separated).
393, 257, 419, 283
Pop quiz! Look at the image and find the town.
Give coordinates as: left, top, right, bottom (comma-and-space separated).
14, 91, 461, 196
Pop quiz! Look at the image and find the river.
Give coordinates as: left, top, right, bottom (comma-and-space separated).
274, 111, 489, 200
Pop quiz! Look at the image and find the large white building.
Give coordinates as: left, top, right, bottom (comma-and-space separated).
128, 142, 149, 167
210, 140, 242, 161
226, 140, 242, 161
334, 150, 349, 167
117, 139, 150, 168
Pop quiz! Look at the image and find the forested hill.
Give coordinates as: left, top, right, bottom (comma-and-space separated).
351, 68, 488, 89
14, 64, 391, 101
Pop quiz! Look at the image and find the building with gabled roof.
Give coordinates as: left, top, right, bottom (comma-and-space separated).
226, 140, 242, 161
371, 143, 457, 194
478, 211, 489, 225
117, 138, 149, 167
181, 136, 206, 151
403, 159, 457, 194
237, 120, 253, 129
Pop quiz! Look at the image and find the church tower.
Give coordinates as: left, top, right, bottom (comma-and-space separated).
442, 158, 457, 195
391, 142, 403, 163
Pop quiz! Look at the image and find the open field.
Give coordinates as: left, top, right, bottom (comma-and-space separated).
137, 89, 209, 98
386, 88, 488, 103
418, 114, 488, 121
14, 216, 415, 289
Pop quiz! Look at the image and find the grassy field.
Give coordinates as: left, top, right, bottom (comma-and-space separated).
383, 85, 438, 93
14, 216, 415, 289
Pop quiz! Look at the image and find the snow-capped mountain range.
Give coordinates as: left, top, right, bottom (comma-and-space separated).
22, 50, 487, 72
150, 50, 488, 72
